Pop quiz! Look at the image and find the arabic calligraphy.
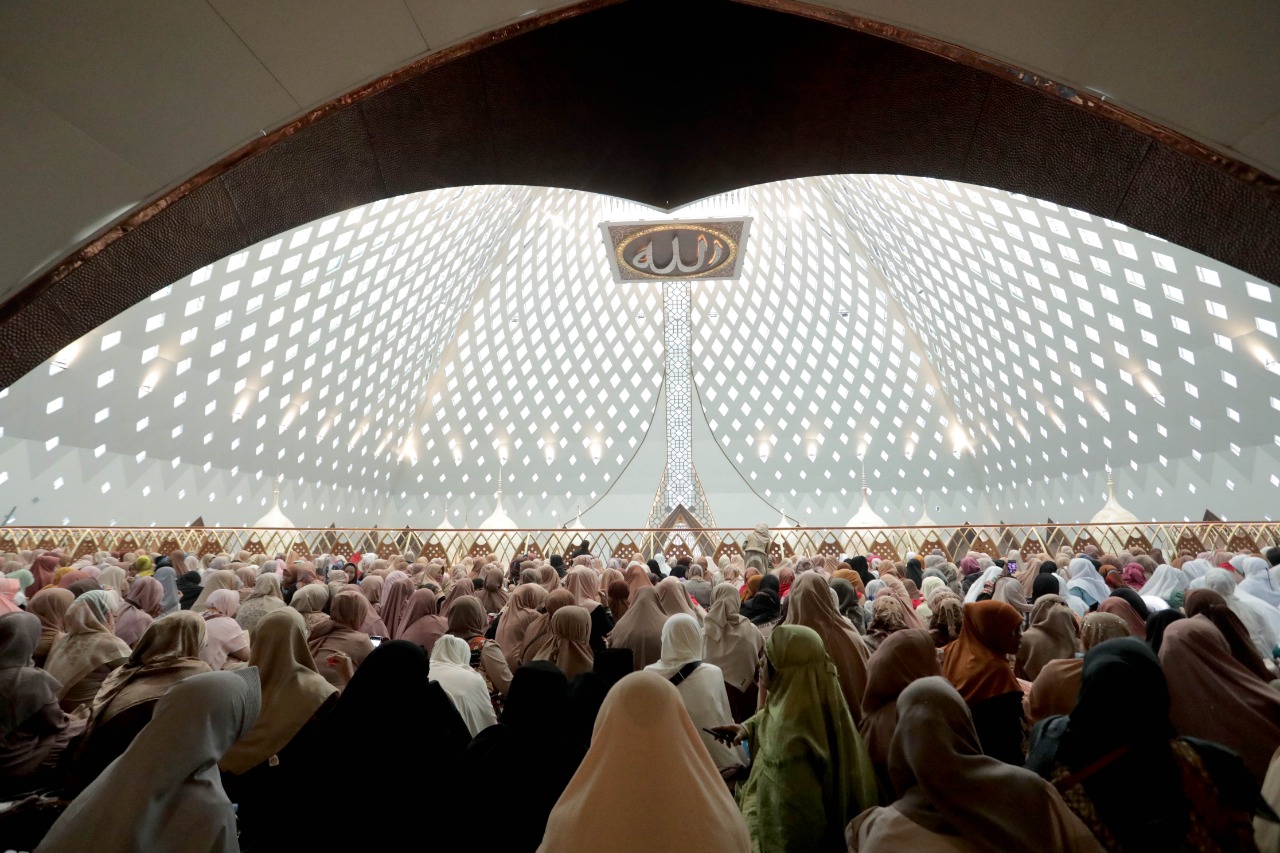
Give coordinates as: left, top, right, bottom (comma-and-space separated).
600, 219, 750, 283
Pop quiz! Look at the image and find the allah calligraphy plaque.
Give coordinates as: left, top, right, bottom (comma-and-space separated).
600, 218, 751, 283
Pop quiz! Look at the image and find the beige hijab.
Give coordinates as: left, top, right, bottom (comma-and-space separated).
564, 567, 603, 612
90, 611, 210, 726
518, 589, 575, 667
537, 671, 751, 853
45, 591, 131, 699
532, 605, 594, 680
703, 582, 764, 691
191, 569, 237, 611
1015, 594, 1078, 681
607, 586, 668, 671
785, 571, 872, 723
496, 583, 548, 668
220, 608, 337, 774
655, 576, 701, 623
622, 562, 653, 603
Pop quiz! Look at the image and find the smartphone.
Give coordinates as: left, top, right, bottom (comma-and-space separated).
1006, 561, 1017, 575
369, 635, 384, 648
703, 727, 736, 745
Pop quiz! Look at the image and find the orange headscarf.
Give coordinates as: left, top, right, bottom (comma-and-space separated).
941, 601, 1022, 704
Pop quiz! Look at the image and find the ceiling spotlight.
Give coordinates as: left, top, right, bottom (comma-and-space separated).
591, 443, 601, 464
758, 442, 770, 463
806, 442, 817, 462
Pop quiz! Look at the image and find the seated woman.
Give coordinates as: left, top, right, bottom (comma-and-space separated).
71, 611, 209, 792
234, 572, 286, 636
111, 576, 163, 647
607, 586, 668, 671
941, 600, 1026, 765
0, 612, 84, 799
532, 605, 595, 681
288, 583, 330, 634
494, 583, 548, 669
27, 588, 73, 668
446, 595, 513, 698
44, 591, 131, 712
849, 676, 1102, 851
397, 588, 449, 655
219, 609, 338, 851
644, 613, 746, 773
306, 589, 373, 688
36, 670, 261, 853
198, 589, 250, 671
429, 634, 498, 737
1027, 637, 1259, 851
1025, 612, 1130, 725
463, 661, 587, 853
859, 628, 941, 797
715, 624, 878, 853
703, 582, 764, 723
538, 671, 751, 853
1015, 594, 1079, 681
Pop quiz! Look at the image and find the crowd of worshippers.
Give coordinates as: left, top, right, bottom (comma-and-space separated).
3, 535, 1280, 851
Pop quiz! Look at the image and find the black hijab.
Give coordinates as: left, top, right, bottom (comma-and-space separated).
567, 648, 633, 744
1032, 639, 1186, 851
1144, 610, 1184, 656
176, 571, 203, 610
830, 578, 865, 634
740, 574, 781, 626
465, 662, 585, 852
1031, 573, 1060, 603
845, 556, 873, 588
1109, 587, 1149, 621
905, 558, 924, 589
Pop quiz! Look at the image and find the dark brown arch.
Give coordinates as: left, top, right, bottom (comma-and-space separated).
3, 0, 1278, 388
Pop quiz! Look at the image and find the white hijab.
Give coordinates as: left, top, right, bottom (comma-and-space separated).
1238, 557, 1280, 607
964, 566, 1003, 603
1203, 568, 1280, 660
1141, 565, 1187, 601
1065, 558, 1110, 605
38, 670, 260, 853
428, 634, 496, 737
644, 614, 747, 772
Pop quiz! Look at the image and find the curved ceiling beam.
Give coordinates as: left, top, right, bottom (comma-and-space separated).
3, 0, 1277, 390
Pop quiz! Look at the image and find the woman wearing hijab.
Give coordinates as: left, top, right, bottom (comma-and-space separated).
1184, 588, 1273, 681
928, 595, 965, 649
1016, 595, 1079, 681
564, 567, 614, 652
1025, 612, 1130, 725
45, 591, 132, 711
831, 577, 867, 634
26, 554, 60, 598
743, 523, 772, 575
538, 671, 751, 853
307, 589, 373, 688
655, 575, 703, 624
37, 670, 262, 853
397, 587, 449, 655
464, 662, 586, 853
493, 583, 547, 669
72, 612, 210, 793
704, 582, 765, 722
607, 585, 668, 672
739, 569, 762, 604
532, 605, 595, 681
740, 573, 782, 635
941, 600, 1025, 765
439, 576, 477, 619
605, 580, 630, 624
475, 566, 510, 615
1027, 638, 1259, 851
1203, 567, 1280, 661
536, 564, 562, 595
303, 642, 469, 847
1144, 609, 1184, 655
859, 628, 942, 797
175, 570, 203, 610
430, 634, 499, 737
850, 676, 1102, 852
991, 573, 1033, 617
712, 624, 877, 853
1142, 564, 1188, 607
152, 566, 181, 616
191, 569, 237, 612
643, 613, 746, 772
219, 609, 338, 850
1031, 571, 1063, 605
196, 589, 249, 672
1240, 555, 1280, 607
866, 595, 911, 652
447, 595, 513, 698
1066, 557, 1111, 608
0, 613, 83, 798
288, 582, 330, 634
784, 571, 872, 725
519, 588, 575, 667
28, 587, 73, 668
111, 575, 163, 647
235, 572, 286, 636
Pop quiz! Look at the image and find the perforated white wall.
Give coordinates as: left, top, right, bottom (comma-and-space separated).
0, 176, 1276, 527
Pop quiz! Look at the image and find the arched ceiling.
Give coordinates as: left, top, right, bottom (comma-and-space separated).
1, 175, 1277, 528
2, 0, 1277, 308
